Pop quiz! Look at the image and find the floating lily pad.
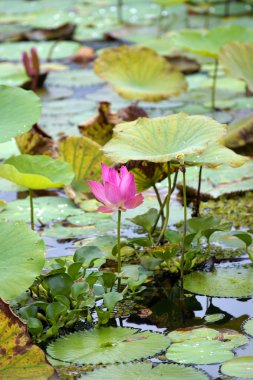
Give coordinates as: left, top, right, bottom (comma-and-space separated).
0, 222, 45, 300
0, 154, 74, 189
103, 113, 227, 163
220, 356, 253, 378
0, 86, 41, 143
184, 266, 253, 297
58, 135, 112, 192
220, 41, 253, 92
0, 196, 81, 224
94, 46, 187, 102
0, 299, 54, 379
0, 63, 29, 86
173, 25, 253, 58
0, 41, 80, 60
81, 362, 210, 380
46, 69, 104, 88
47, 327, 171, 364
243, 318, 253, 338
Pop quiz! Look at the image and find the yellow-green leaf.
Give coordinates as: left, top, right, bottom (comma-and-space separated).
94, 46, 187, 102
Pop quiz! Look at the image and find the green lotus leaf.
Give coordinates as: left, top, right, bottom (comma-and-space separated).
154, 0, 186, 5
47, 327, 171, 364
0, 155, 74, 189
0, 86, 41, 143
0, 63, 29, 87
184, 266, 253, 297
180, 161, 253, 198
0, 299, 54, 380
166, 339, 234, 364
0, 222, 45, 300
221, 356, 253, 378
173, 25, 253, 58
0, 41, 80, 60
219, 41, 253, 91
184, 143, 248, 168
80, 362, 210, 380
0, 196, 81, 224
94, 46, 187, 102
243, 318, 253, 338
103, 114, 227, 163
58, 135, 112, 192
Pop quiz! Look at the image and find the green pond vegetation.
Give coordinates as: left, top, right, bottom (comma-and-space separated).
0, 0, 253, 379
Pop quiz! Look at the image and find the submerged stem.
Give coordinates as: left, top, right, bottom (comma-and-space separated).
117, 210, 122, 292
211, 58, 218, 110
29, 188, 34, 230
157, 162, 172, 244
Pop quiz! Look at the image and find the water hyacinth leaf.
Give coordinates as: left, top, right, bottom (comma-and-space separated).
166, 339, 234, 364
0, 41, 80, 60
243, 318, 253, 338
0, 86, 41, 143
0, 154, 74, 189
173, 25, 253, 58
0, 222, 45, 300
184, 266, 253, 297
103, 114, 227, 163
219, 41, 253, 92
58, 136, 112, 192
221, 356, 253, 378
80, 362, 210, 380
103, 291, 123, 311
0, 299, 54, 380
128, 208, 158, 233
94, 46, 187, 102
47, 327, 171, 364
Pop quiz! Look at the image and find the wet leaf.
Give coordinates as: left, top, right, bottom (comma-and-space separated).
0, 85, 41, 143
0, 299, 54, 379
0, 222, 45, 300
58, 135, 112, 192
184, 266, 253, 297
80, 362, 210, 380
94, 46, 187, 102
220, 356, 253, 378
47, 327, 171, 364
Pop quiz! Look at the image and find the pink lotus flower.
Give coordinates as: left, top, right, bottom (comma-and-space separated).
88, 163, 144, 213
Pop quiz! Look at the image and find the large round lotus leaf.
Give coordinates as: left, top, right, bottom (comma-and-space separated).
81, 362, 210, 380
166, 339, 234, 364
0, 155, 74, 189
94, 46, 187, 102
184, 143, 248, 168
221, 356, 253, 378
173, 25, 253, 58
184, 266, 253, 297
243, 318, 253, 338
0, 86, 41, 143
219, 41, 253, 92
0, 41, 80, 60
103, 113, 227, 163
0, 222, 45, 300
47, 327, 171, 364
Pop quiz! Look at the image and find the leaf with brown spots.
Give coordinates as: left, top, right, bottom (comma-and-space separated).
0, 299, 54, 380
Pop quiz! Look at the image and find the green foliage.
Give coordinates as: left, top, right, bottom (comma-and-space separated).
221, 356, 253, 378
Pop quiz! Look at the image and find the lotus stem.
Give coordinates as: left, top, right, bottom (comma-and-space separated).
157, 5, 165, 36
224, 0, 232, 17
211, 58, 218, 110
151, 168, 178, 236
153, 184, 165, 223
117, 0, 123, 23
29, 188, 34, 230
157, 162, 172, 244
192, 165, 203, 217
117, 209, 122, 292
180, 165, 187, 289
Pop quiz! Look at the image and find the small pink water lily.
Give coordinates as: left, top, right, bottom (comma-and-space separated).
88, 163, 143, 213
